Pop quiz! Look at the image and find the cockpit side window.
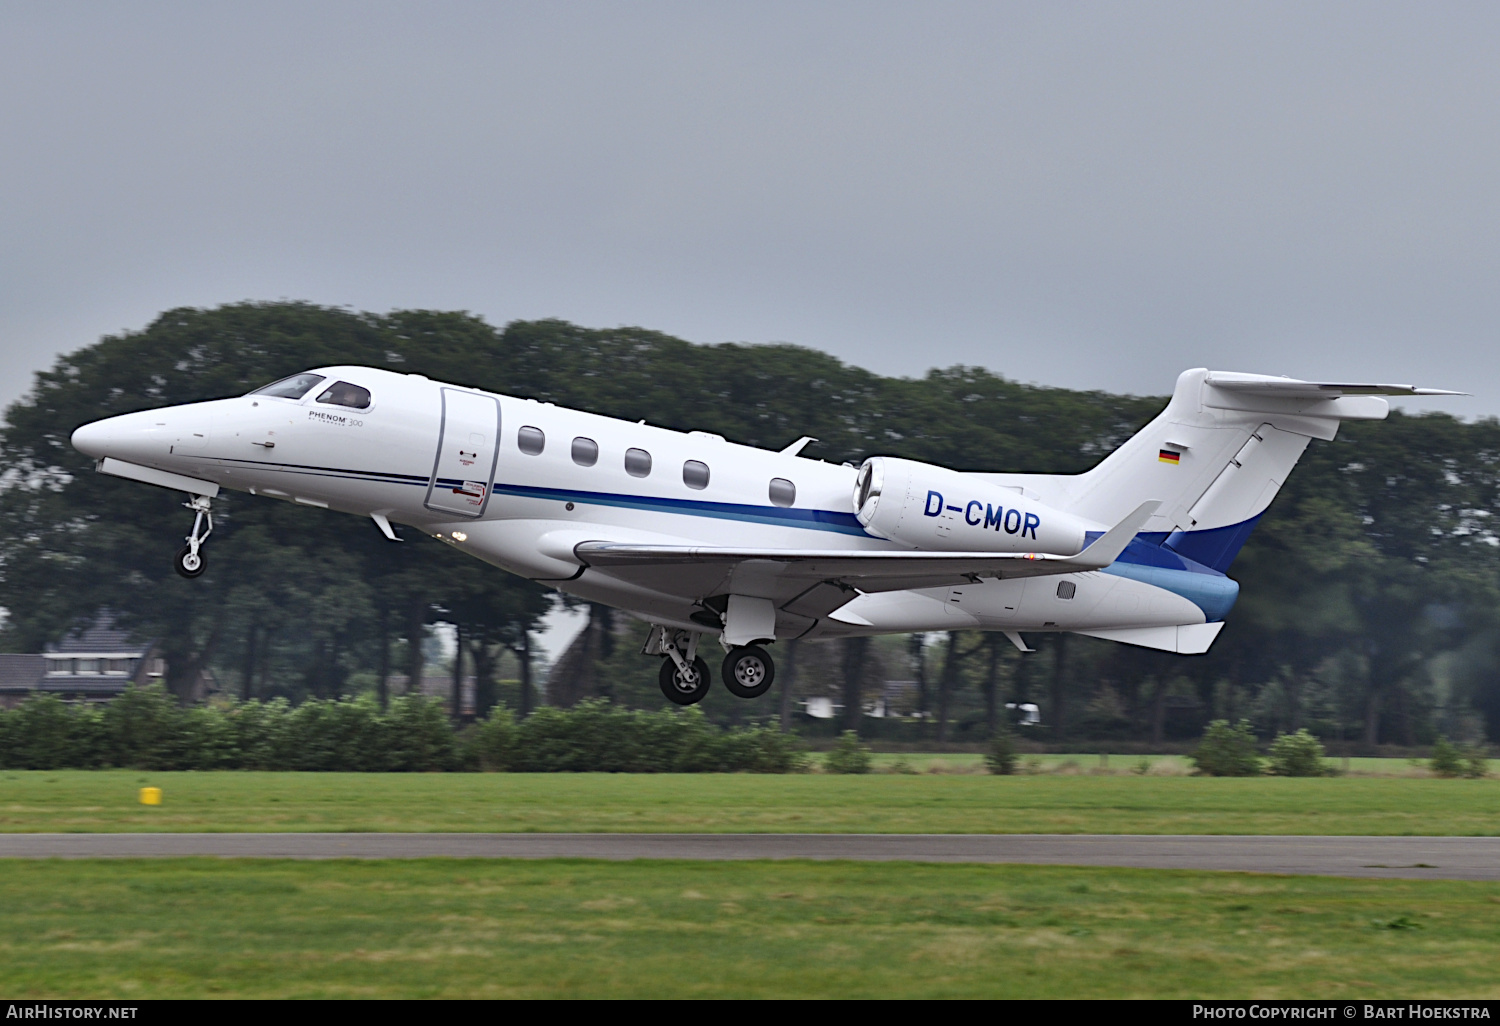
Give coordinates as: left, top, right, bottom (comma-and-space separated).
315, 381, 372, 409
250, 373, 326, 400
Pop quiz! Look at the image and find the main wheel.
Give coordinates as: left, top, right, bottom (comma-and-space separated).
721, 646, 775, 699
174, 545, 205, 579
658, 656, 711, 706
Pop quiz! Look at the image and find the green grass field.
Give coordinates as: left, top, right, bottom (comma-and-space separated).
4, 770, 1499, 835
4, 857, 1499, 998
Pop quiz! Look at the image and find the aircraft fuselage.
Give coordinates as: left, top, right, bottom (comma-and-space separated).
71, 365, 1213, 646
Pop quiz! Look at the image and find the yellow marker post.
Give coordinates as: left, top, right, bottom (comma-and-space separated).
138, 787, 162, 806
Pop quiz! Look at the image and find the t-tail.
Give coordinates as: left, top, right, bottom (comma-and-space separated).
971, 369, 1460, 652
1054, 370, 1459, 573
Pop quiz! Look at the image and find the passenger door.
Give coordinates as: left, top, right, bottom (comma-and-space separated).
425, 388, 501, 517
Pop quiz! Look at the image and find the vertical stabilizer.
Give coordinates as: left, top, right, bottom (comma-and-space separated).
970, 370, 1454, 574
1040, 370, 1412, 572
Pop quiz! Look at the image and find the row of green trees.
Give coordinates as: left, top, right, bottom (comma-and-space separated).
0, 688, 806, 772
3, 301, 1499, 747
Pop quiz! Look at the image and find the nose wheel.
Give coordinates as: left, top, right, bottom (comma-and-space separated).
173, 495, 213, 579
722, 646, 775, 699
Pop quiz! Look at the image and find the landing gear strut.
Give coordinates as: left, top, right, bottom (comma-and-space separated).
173, 494, 213, 579
722, 645, 775, 699
655, 629, 711, 706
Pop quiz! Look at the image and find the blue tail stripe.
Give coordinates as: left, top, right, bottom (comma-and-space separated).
1163, 516, 1263, 573
1101, 562, 1241, 622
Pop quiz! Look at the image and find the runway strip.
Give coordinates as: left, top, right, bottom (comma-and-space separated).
2, 833, 1498, 879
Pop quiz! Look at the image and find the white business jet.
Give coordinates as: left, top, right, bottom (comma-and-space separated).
70, 367, 1457, 706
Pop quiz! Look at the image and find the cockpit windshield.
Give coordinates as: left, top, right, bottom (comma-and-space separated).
315, 381, 372, 409
250, 373, 326, 400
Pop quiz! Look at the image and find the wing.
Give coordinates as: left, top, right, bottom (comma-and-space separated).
573, 501, 1159, 626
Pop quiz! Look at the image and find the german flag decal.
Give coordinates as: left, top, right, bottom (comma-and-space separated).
1158, 449, 1181, 465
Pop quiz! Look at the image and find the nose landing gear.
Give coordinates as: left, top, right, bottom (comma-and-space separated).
173, 494, 213, 579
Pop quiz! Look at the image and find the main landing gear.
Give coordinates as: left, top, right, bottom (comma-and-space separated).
656, 630, 711, 706
173, 494, 213, 579
646, 628, 778, 706
721, 645, 775, 699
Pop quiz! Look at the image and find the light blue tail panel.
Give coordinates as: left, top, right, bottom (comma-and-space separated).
1101, 561, 1241, 623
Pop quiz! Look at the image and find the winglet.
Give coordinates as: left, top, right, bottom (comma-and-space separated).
1066, 500, 1160, 569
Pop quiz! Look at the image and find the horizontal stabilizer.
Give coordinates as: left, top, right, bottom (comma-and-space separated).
1203, 373, 1464, 399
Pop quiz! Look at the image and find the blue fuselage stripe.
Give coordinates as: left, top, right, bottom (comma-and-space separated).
485, 481, 869, 534
204, 456, 870, 535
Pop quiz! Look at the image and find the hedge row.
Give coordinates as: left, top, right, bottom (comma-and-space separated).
0, 686, 806, 773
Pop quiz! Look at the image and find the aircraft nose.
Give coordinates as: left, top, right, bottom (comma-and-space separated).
71, 418, 118, 459
71, 409, 175, 463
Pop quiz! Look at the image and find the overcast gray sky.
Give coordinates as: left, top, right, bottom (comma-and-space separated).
2, 1, 1496, 418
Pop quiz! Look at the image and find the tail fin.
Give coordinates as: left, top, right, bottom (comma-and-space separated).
994, 370, 1456, 574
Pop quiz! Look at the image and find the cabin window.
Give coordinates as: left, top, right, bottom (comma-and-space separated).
1056, 581, 1076, 600
769, 478, 796, 507
683, 460, 710, 490
624, 447, 652, 478
518, 426, 545, 455
315, 381, 372, 409
571, 437, 598, 466
250, 373, 325, 400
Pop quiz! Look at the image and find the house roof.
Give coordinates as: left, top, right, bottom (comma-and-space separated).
43, 617, 147, 655
0, 654, 44, 692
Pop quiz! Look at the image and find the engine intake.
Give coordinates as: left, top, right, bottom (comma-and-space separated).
853, 457, 1095, 555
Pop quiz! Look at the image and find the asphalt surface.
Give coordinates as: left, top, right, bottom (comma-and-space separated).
1, 833, 1498, 879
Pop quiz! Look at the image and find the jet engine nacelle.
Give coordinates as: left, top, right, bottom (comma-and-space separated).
852, 456, 1094, 555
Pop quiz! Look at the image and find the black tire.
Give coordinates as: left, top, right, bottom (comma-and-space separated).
174, 545, 205, 579
658, 656, 711, 706
721, 646, 775, 699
